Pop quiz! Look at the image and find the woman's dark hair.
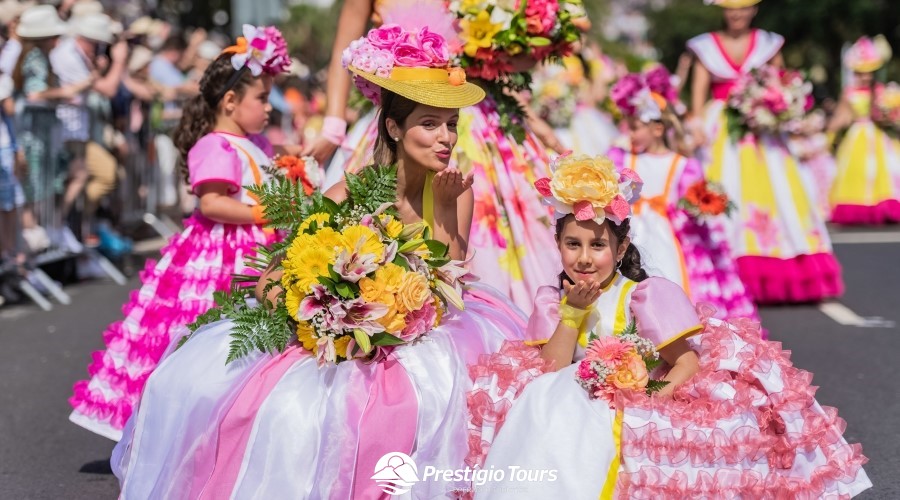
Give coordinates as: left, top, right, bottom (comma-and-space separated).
373, 89, 419, 166
555, 214, 649, 284
173, 53, 257, 182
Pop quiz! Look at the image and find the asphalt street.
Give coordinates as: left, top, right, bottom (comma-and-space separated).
0, 231, 898, 499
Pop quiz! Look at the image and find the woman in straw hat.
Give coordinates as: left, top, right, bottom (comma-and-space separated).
826, 35, 900, 225
112, 25, 530, 498
302, 0, 588, 315
686, 0, 843, 304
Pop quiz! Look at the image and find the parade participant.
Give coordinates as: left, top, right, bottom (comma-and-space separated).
112, 26, 529, 498
471, 154, 871, 499
687, 0, 842, 304
608, 69, 758, 321
827, 35, 900, 224
69, 26, 291, 441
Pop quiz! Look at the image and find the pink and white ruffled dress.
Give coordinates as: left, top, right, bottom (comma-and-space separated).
470, 276, 871, 498
69, 132, 277, 441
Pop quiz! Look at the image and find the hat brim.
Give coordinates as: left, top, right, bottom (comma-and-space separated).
716, 0, 761, 7
849, 60, 884, 73
350, 66, 485, 109
17, 24, 69, 39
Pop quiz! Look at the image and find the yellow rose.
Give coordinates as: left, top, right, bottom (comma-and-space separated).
550, 155, 621, 210
608, 352, 650, 391
374, 263, 406, 292
359, 276, 395, 307
379, 215, 404, 239
333, 335, 352, 359
300, 212, 330, 232
341, 224, 385, 259
378, 306, 408, 334
296, 321, 318, 352
397, 271, 432, 313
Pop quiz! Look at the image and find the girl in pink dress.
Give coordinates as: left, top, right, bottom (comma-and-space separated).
467, 154, 870, 498
68, 27, 292, 441
608, 69, 758, 321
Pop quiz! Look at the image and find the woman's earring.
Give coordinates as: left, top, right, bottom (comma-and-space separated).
615, 260, 622, 270
393, 137, 400, 142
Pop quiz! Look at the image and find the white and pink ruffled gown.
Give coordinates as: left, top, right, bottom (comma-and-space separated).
471, 276, 871, 498
69, 132, 276, 441
112, 281, 526, 498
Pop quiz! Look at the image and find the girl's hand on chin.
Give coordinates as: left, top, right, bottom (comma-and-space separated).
563, 279, 603, 310
432, 168, 474, 206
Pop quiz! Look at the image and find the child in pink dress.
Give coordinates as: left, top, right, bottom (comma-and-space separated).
69, 26, 293, 441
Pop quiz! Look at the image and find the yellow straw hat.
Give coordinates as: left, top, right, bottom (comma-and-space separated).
706, 0, 761, 8
349, 66, 485, 109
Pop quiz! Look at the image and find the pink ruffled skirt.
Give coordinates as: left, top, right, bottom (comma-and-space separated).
69, 214, 274, 441
472, 313, 871, 498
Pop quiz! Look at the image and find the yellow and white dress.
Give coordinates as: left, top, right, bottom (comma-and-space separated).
688, 30, 842, 304
829, 86, 900, 224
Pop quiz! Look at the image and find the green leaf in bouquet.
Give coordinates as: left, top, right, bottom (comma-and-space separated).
645, 357, 664, 372
392, 254, 411, 271
529, 37, 551, 47
328, 264, 342, 283
317, 276, 339, 295
424, 239, 449, 259
353, 329, 373, 354
371, 331, 406, 347
645, 379, 670, 394
335, 281, 357, 300
426, 257, 451, 269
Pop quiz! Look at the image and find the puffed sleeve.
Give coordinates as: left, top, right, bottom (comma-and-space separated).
187, 134, 242, 195
631, 277, 703, 351
676, 157, 705, 198
248, 133, 274, 157
606, 146, 627, 169
524, 286, 562, 346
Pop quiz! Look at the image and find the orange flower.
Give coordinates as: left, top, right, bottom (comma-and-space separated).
684, 181, 729, 216
276, 155, 315, 195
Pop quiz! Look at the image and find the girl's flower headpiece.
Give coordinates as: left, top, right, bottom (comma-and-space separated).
845, 35, 892, 74
611, 67, 684, 122
534, 154, 643, 226
341, 24, 484, 108
222, 24, 291, 76
212, 24, 290, 105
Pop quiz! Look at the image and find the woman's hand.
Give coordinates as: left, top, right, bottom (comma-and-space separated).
563, 280, 602, 310
301, 135, 340, 165
431, 168, 474, 207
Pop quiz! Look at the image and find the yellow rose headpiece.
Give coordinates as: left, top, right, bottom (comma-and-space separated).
534, 154, 644, 226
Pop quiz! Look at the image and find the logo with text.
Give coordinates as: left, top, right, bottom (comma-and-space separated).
372, 452, 420, 496
373, 452, 557, 495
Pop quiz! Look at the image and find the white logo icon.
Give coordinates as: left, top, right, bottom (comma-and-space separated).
371, 452, 419, 496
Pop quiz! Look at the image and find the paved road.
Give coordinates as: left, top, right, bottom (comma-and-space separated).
0, 233, 897, 499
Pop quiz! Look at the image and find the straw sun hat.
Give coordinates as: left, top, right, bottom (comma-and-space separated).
349, 66, 485, 109
16, 4, 68, 39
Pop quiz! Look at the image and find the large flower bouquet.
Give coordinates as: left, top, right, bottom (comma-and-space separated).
873, 82, 900, 136
575, 321, 669, 407
266, 154, 321, 196
725, 65, 814, 140
187, 166, 468, 365
530, 59, 581, 129
449, 0, 589, 140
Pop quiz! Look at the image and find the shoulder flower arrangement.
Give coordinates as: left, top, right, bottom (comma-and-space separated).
725, 65, 814, 141
186, 166, 470, 366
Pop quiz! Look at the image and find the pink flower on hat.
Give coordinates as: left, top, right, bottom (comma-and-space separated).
533, 178, 552, 197
367, 24, 410, 50
604, 195, 630, 224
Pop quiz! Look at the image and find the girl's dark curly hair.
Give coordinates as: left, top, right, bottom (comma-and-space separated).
173, 54, 256, 183
555, 214, 648, 285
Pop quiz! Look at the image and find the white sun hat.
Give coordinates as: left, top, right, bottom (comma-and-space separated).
15, 4, 68, 39
70, 12, 114, 43
70, 0, 104, 18
0, 0, 35, 25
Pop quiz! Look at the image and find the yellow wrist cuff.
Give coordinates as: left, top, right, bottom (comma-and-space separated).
559, 298, 589, 331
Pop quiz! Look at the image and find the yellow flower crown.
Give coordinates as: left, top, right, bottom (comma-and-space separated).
533, 154, 644, 226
